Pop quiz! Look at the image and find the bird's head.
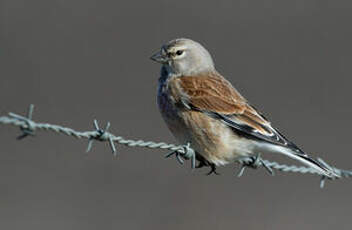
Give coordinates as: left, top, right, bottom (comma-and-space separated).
150, 38, 215, 76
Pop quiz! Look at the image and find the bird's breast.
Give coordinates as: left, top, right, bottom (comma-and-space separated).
157, 74, 178, 119
157, 74, 191, 144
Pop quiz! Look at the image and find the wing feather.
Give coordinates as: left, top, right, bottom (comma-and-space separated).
170, 73, 304, 153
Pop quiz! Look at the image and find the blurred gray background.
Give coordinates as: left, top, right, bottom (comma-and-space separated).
1, 0, 352, 229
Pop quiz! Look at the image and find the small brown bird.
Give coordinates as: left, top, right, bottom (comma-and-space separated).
151, 38, 335, 177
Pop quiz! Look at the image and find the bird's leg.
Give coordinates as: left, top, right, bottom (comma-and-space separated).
195, 153, 220, 175
195, 160, 207, 169
195, 153, 207, 168
206, 163, 220, 175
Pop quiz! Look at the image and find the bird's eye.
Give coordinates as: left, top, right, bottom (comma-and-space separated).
176, 50, 184, 56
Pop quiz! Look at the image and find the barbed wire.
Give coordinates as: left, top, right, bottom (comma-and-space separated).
1, 104, 351, 188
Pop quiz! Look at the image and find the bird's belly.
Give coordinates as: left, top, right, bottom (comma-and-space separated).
158, 92, 254, 165
157, 80, 254, 165
179, 111, 255, 165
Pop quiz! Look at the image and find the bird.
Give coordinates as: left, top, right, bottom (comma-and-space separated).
151, 38, 336, 178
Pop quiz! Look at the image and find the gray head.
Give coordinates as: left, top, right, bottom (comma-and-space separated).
150, 38, 215, 76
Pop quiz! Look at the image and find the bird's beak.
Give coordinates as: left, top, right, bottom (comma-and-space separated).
150, 50, 168, 64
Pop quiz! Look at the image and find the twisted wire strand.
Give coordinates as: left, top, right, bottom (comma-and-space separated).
0, 115, 182, 150
1, 105, 351, 188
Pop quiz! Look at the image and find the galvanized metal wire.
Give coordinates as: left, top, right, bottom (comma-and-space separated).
1, 104, 351, 188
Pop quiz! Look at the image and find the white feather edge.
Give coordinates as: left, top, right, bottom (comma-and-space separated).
256, 143, 337, 178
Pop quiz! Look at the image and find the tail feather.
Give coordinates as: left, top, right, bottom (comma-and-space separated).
263, 144, 338, 178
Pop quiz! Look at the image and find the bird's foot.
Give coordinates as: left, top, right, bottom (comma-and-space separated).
205, 163, 220, 175
194, 157, 220, 175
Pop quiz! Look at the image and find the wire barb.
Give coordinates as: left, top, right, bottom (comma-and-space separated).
1, 104, 352, 188
165, 143, 196, 169
236, 154, 275, 177
320, 176, 326, 189
8, 104, 36, 140
86, 119, 117, 156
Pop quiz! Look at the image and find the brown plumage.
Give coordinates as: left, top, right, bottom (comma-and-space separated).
171, 73, 272, 136
152, 38, 336, 177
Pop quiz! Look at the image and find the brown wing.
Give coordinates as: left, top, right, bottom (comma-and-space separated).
173, 74, 247, 114
170, 72, 303, 152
